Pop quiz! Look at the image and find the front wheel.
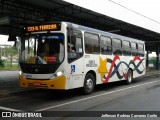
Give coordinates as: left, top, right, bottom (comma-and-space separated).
83, 73, 95, 95
125, 69, 133, 85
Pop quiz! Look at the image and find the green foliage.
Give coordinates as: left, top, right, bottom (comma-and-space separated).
149, 57, 156, 64
0, 61, 18, 70
0, 59, 4, 68
3, 46, 17, 57
0, 45, 19, 70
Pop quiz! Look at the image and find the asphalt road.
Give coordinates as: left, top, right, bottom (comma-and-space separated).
0, 72, 160, 120
0, 71, 20, 93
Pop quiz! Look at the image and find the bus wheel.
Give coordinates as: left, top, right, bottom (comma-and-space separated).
83, 73, 95, 95
126, 69, 133, 84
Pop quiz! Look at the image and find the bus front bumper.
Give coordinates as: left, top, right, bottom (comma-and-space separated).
19, 75, 66, 89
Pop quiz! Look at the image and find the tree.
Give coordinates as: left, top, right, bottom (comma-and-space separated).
4, 46, 17, 57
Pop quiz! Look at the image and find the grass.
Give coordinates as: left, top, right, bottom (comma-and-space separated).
0, 61, 18, 71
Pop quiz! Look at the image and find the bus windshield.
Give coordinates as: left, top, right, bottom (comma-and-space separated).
19, 33, 64, 64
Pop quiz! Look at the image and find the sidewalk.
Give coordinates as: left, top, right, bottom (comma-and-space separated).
146, 67, 160, 76
0, 69, 160, 96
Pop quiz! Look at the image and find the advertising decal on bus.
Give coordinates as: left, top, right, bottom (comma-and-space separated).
98, 56, 145, 83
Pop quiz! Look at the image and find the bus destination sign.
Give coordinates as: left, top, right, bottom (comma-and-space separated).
25, 23, 61, 32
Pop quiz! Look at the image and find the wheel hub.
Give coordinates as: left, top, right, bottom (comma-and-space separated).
86, 79, 93, 90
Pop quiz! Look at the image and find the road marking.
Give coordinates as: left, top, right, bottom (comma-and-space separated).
0, 106, 22, 112
36, 80, 160, 111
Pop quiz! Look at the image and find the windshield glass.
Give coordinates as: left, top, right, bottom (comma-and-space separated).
19, 33, 64, 64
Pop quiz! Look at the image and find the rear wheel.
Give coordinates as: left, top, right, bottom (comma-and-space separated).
126, 69, 133, 84
83, 73, 95, 95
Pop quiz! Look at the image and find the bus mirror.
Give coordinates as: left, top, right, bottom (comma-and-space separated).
8, 35, 17, 41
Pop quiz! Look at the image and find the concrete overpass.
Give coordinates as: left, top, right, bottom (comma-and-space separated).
0, 0, 160, 69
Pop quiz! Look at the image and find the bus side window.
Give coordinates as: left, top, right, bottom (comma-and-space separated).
75, 37, 83, 52
67, 30, 83, 63
131, 42, 138, 56
100, 36, 112, 55
112, 38, 122, 56
122, 40, 131, 56
73, 37, 83, 58
138, 44, 144, 57
84, 32, 100, 54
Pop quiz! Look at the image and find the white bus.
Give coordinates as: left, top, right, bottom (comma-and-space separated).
19, 22, 145, 94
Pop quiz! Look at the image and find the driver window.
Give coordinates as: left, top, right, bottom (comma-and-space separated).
67, 30, 83, 63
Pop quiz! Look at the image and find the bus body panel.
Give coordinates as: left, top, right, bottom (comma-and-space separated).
68, 57, 84, 89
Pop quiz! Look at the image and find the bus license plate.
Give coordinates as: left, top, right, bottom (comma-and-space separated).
32, 82, 40, 86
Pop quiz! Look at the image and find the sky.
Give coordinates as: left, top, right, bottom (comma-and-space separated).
0, 35, 14, 46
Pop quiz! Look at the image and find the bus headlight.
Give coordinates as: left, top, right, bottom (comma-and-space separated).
19, 71, 22, 75
19, 71, 26, 78
50, 71, 64, 79
57, 71, 63, 76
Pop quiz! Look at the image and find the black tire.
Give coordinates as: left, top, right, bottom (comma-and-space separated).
83, 73, 95, 95
125, 69, 133, 85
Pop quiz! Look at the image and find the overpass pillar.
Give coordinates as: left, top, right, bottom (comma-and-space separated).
156, 43, 159, 70
146, 51, 149, 68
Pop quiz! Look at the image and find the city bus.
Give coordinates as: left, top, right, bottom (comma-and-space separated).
19, 22, 145, 94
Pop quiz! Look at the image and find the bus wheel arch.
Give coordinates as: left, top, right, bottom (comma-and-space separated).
125, 68, 133, 85
83, 71, 96, 95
